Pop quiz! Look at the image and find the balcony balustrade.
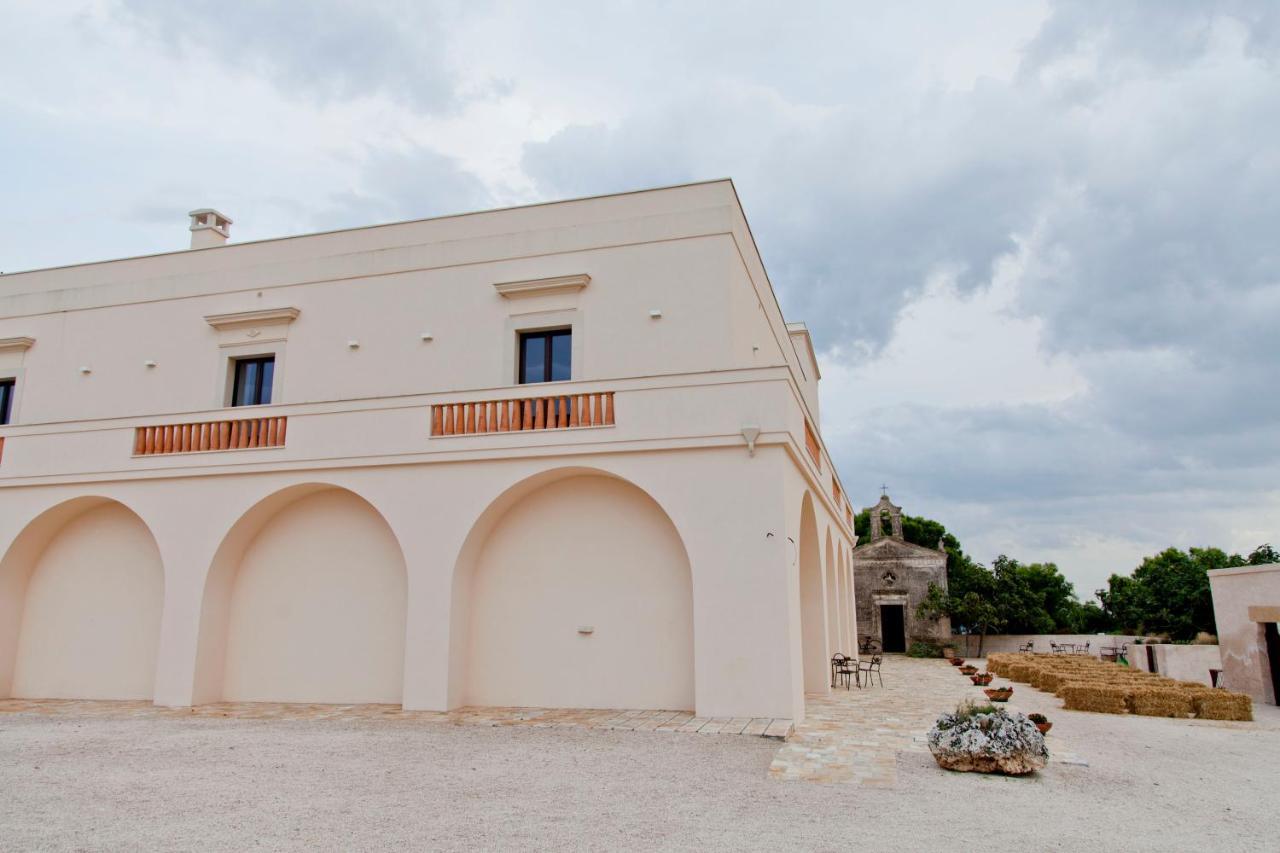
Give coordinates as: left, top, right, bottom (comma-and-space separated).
134, 416, 287, 456
431, 391, 614, 437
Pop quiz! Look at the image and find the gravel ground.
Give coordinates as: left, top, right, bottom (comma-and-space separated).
2, 703, 1278, 852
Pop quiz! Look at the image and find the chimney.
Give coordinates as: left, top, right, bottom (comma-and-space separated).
188, 208, 232, 249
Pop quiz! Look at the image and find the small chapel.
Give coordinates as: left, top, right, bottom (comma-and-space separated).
851, 493, 951, 653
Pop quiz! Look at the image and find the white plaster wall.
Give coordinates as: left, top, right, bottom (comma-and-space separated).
1209, 564, 1280, 704
465, 475, 694, 710
1126, 643, 1222, 686
221, 490, 407, 704
11, 503, 163, 699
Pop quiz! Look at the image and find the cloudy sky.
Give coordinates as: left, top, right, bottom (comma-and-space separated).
2, 1, 1276, 596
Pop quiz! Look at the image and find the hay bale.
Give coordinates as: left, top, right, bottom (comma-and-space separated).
1031, 669, 1064, 692
1006, 663, 1039, 683
1194, 692, 1253, 722
1130, 688, 1194, 718
1061, 684, 1130, 714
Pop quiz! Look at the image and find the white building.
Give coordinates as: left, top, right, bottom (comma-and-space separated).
0, 180, 857, 722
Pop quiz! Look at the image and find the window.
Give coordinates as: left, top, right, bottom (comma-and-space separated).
518, 329, 571, 384
0, 379, 13, 425
231, 356, 275, 407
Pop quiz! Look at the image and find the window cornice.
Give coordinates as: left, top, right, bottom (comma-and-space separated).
0, 336, 35, 353
203, 307, 301, 331
493, 274, 590, 300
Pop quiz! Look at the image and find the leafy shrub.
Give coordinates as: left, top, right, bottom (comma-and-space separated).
907, 640, 942, 658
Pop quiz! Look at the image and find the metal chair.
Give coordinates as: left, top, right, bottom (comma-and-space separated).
835, 654, 858, 690
858, 654, 883, 688
1017, 641, 1034, 653
831, 653, 854, 689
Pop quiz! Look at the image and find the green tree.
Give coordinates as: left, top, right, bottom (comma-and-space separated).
1248, 544, 1279, 565
1099, 546, 1250, 640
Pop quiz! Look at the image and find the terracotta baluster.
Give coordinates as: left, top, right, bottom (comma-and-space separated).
604, 392, 615, 425
265, 418, 276, 447
568, 395, 579, 427
522, 399, 533, 430
431, 406, 442, 436
277, 417, 287, 446
534, 398, 545, 429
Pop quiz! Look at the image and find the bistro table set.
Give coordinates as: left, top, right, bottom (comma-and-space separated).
830, 651, 883, 689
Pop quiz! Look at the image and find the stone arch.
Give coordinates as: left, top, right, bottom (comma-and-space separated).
451, 467, 694, 710
824, 529, 839, 654
840, 547, 854, 656
0, 496, 164, 700
798, 492, 827, 693
193, 484, 408, 704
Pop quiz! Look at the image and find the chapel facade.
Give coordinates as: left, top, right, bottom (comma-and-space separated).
850, 494, 950, 653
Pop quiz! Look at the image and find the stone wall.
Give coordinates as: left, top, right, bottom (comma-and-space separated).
853, 551, 950, 647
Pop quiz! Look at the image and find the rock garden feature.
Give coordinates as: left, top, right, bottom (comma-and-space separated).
927, 700, 1048, 776
987, 653, 1254, 721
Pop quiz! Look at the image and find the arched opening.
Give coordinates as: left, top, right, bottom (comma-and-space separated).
0, 497, 163, 700
456, 470, 694, 710
825, 530, 839, 655
840, 549, 854, 656
193, 485, 408, 704
798, 492, 827, 693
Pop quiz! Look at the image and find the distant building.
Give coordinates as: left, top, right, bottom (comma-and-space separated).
0, 180, 857, 723
1209, 562, 1280, 706
850, 494, 949, 652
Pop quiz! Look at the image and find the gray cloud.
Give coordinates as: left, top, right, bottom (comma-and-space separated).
520, 1, 1279, 585
116, 0, 470, 111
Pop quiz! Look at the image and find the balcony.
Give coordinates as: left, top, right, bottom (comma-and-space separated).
133, 416, 288, 456
431, 391, 615, 437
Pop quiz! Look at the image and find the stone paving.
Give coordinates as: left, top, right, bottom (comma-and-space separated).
0, 698, 793, 739
769, 655, 1079, 785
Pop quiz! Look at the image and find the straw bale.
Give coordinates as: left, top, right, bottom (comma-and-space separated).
1193, 691, 1253, 722
1130, 688, 1194, 718
1061, 684, 1130, 714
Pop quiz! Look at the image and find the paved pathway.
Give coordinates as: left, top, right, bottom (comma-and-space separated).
0, 698, 793, 739
769, 656, 1077, 785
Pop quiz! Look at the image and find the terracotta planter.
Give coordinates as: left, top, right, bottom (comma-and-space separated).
1035, 721, 1053, 734
942, 646, 957, 659
959, 666, 978, 675
971, 674, 993, 686
984, 687, 1013, 702
950, 658, 965, 666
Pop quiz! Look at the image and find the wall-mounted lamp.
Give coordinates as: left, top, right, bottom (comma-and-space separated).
577, 626, 595, 635
347, 340, 360, 349
420, 332, 434, 342
648, 308, 663, 319
144, 360, 157, 368
78, 366, 92, 375
741, 425, 760, 457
